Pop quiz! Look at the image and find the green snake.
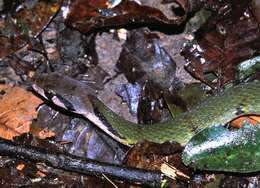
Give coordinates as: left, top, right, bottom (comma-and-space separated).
32, 73, 260, 146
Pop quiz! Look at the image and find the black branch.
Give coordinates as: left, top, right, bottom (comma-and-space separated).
0, 138, 162, 187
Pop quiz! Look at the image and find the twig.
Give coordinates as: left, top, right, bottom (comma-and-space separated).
102, 173, 118, 188
0, 138, 162, 187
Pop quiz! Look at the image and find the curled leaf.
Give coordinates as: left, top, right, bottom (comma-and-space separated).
65, 0, 185, 33
182, 0, 260, 87
116, 29, 176, 88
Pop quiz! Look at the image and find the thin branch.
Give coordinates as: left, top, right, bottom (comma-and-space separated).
0, 138, 162, 187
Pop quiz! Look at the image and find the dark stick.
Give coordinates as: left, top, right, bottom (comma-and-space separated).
0, 138, 162, 187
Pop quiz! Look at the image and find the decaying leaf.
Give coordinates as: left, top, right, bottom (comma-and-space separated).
0, 0, 62, 59
116, 29, 176, 88
116, 83, 142, 115
1, 0, 260, 187
0, 85, 42, 140
182, 0, 260, 87
65, 0, 185, 33
126, 141, 185, 172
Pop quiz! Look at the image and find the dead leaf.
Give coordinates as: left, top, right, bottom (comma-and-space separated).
0, 85, 42, 140
30, 127, 56, 140
16, 163, 25, 171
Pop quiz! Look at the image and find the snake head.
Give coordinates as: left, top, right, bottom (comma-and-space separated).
31, 72, 96, 115
32, 72, 129, 145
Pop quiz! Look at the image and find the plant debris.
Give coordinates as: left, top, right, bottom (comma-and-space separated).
0, 0, 260, 187
0, 0, 62, 59
0, 84, 42, 140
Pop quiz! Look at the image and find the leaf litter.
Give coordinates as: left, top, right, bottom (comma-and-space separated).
0, 0, 259, 187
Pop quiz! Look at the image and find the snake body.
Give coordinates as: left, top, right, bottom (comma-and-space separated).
32, 73, 260, 146
93, 81, 260, 145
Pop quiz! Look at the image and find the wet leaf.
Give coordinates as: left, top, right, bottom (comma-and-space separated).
57, 117, 126, 164
182, 1, 260, 87
116, 29, 176, 89
236, 56, 260, 82
137, 82, 166, 124
115, 83, 142, 115
33, 104, 126, 164
65, 0, 185, 33
115, 29, 177, 123
182, 124, 260, 173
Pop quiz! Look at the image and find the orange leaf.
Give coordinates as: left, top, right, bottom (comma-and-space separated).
16, 163, 25, 171
230, 115, 260, 128
0, 85, 42, 140
31, 127, 56, 139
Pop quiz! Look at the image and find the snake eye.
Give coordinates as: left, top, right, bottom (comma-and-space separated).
49, 90, 56, 95
43, 90, 56, 100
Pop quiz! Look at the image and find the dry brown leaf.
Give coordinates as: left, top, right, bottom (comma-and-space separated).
31, 127, 56, 139
35, 170, 47, 178
0, 84, 42, 140
16, 163, 25, 171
